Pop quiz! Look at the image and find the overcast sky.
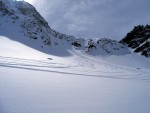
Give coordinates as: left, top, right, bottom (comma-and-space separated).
31, 0, 150, 40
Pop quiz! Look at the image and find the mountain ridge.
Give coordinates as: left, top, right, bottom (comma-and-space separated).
0, 0, 149, 58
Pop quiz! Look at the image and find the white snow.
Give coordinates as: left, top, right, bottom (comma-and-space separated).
0, 36, 150, 113
0, 1, 150, 112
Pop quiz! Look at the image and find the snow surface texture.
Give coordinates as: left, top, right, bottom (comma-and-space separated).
0, 0, 150, 113
0, 36, 150, 113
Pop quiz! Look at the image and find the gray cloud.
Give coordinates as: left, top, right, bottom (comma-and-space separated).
32, 0, 150, 40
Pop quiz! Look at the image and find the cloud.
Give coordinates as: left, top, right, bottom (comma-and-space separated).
32, 0, 150, 40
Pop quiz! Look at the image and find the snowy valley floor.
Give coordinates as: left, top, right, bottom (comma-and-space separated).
0, 37, 150, 113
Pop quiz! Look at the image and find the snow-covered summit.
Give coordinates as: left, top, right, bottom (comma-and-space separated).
0, 0, 130, 56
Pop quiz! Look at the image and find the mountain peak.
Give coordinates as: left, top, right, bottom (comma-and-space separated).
0, 0, 133, 57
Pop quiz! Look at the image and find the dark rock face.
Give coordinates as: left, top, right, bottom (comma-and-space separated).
72, 41, 81, 48
0, 0, 19, 23
0, 0, 13, 16
120, 25, 150, 57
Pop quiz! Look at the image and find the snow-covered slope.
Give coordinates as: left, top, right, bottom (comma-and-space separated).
0, 0, 150, 113
0, 36, 150, 113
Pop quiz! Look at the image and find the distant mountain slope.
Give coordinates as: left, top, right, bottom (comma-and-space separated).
120, 25, 150, 57
0, 0, 130, 56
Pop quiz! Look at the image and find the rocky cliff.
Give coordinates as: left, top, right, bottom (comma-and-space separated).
121, 25, 150, 57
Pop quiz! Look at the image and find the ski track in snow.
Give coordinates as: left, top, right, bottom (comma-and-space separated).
0, 55, 150, 82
